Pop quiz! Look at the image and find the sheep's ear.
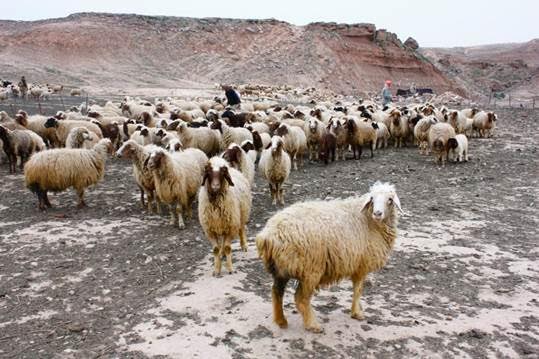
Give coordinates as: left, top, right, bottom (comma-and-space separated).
361, 197, 373, 212
143, 155, 151, 169
222, 167, 234, 187
202, 163, 212, 185
393, 194, 403, 214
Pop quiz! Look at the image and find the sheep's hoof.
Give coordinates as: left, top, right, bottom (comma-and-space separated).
351, 312, 365, 321
212, 272, 222, 278
305, 325, 323, 333
275, 319, 288, 329
76, 203, 86, 210
178, 223, 185, 230
241, 246, 248, 252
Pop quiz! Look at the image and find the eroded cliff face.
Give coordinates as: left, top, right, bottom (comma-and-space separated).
0, 12, 461, 95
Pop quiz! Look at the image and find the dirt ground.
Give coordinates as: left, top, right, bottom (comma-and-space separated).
0, 104, 538, 358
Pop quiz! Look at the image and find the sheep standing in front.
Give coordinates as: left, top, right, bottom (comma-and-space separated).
472, 111, 497, 138
346, 117, 376, 159
318, 129, 336, 165
116, 140, 161, 213
24, 139, 112, 210
413, 116, 438, 155
428, 122, 456, 166
198, 157, 252, 275
256, 181, 403, 332
0, 125, 36, 173
448, 134, 469, 162
146, 148, 202, 229
258, 136, 291, 205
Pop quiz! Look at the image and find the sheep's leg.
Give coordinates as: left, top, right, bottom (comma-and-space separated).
36, 190, 46, 211
43, 190, 52, 208
176, 204, 185, 229
153, 192, 161, 214
76, 188, 86, 209
224, 238, 233, 274
169, 205, 177, 225
269, 183, 277, 205
370, 142, 375, 158
294, 281, 322, 333
351, 277, 366, 320
277, 183, 285, 206
239, 226, 248, 252
212, 240, 222, 276
139, 186, 146, 208
464, 150, 468, 162
272, 275, 289, 328
292, 153, 298, 171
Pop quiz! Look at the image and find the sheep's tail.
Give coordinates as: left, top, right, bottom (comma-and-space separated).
255, 230, 277, 275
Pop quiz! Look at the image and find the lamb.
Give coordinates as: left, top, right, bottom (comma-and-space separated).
256, 181, 403, 332
460, 108, 479, 119
275, 122, 306, 170
472, 111, 497, 138
413, 116, 438, 155
198, 157, 252, 275
129, 127, 155, 146
304, 117, 325, 161
346, 117, 376, 159
146, 148, 203, 229
0, 125, 37, 173
318, 129, 336, 165
373, 121, 390, 149
168, 121, 222, 157
122, 101, 156, 120
44, 117, 103, 147
116, 140, 161, 213
65, 127, 92, 149
258, 136, 291, 205
448, 134, 469, 162
211, 119, 252, 149
428, 122, 456, 166
24, 139, 113, 210
222, 143, 255, 186
170, 108, 205, 123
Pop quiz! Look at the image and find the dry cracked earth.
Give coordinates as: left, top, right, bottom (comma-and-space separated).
0, 104, 538, 358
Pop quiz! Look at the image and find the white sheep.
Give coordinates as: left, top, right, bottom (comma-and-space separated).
428, 122, 456, 166
258, 136, 291, 205
413, 115, 438, 155
303, 117, 325, 161
146, 148, 203, 229
274, 122, 306, 170
24, 139, 112, 210
211, 119, 253, 149
198, 157, 252, 275
222, 143, 255, 186
448, 134, 469, 162
256, 181, 403, 332
116, 140, 161, 213
168, 121, 222, 157
472, 111, 497, 138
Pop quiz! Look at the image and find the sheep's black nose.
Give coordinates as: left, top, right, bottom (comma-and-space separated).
373, 210, 382, 217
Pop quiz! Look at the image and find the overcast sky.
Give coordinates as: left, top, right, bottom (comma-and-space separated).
1, 0, 537, 47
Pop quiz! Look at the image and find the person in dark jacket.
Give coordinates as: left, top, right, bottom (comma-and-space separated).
222, 84, 241, 108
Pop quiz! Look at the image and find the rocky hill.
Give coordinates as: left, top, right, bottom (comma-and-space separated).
0, 12, 460, 96
421, 40, 539, 100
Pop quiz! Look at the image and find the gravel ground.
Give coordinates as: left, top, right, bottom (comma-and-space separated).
0, 104, 537, 358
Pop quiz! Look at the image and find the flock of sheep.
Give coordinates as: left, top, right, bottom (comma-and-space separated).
0, 94, 497, 332
0, 80, 81, 101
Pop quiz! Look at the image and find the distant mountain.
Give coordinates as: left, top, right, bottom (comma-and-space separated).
0, 12, 461, 96
421, 39, 539, 99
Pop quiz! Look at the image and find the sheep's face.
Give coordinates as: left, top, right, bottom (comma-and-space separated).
447, 138, 458, 149
308, 119, 318, 133
270, 137, 284, 156
432, 139, 445, 152
363, 182, 403, 223
223, 145, 242, 167
81, 129, 91, 141
275, 124, 288, 137
116, 141, 135, 159
202, 162, 234, 196
241, 141, 255, 153
166, 140, 182, 153
44, 117, 59, 128
147, 150, 166, 171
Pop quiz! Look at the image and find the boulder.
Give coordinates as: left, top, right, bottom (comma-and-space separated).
404, 37, 419, 50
